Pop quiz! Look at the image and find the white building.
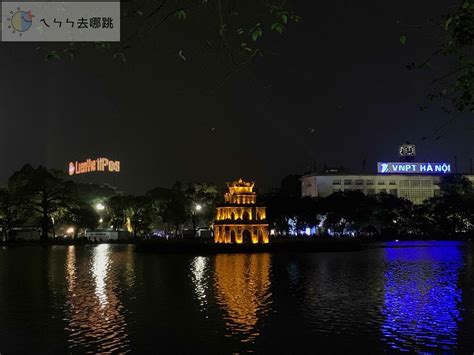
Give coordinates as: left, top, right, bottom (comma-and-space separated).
301, 173, 474, 204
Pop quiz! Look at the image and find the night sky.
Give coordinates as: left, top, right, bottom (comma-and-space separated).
1, 0, 472, 193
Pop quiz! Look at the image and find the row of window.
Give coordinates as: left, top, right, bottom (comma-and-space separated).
333, 188, 398, 195
333, 179, 433, 187
333, 179, 397, 186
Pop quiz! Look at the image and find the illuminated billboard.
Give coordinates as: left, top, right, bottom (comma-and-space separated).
68, 158, 120, 176
377, 162, 451, 174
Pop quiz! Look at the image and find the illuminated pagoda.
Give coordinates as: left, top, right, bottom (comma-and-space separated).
214, 179, 269, 244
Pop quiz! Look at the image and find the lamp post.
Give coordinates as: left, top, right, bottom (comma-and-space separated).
96, 203, 105, 228
192, 204, 202, 238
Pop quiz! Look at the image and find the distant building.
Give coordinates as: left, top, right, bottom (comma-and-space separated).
85, 229, 130, 241
214, 179, 269, 243
301, 144, 474, 204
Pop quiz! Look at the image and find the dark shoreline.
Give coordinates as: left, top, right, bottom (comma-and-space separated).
134, 238, 363, 254
1, 237, 471, 254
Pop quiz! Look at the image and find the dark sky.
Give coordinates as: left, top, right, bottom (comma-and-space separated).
1, 0, 472, 193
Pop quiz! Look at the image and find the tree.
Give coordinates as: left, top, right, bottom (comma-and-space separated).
422, 174, 474, 236
403, 0, 473, 112
41, 0, 301, 73
185, 182, 221, 236
0, 187, 26, 241
438, 174, 473, 196
127, 196, 154, 237
8, 165, 75, 243
373, 193, 413, 236
161, 183, 188, 237
57, 205, 100, 236
107, 195, 154, 236
264, 194, 320, 236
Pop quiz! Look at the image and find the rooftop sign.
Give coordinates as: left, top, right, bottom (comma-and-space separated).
68, 158, 120, 176
377, 162, 451, 174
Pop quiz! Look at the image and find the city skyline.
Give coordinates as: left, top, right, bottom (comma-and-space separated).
1, 0, 472, 195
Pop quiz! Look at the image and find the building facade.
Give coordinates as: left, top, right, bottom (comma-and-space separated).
301, 173, 474, 204
214, 179, 269, 244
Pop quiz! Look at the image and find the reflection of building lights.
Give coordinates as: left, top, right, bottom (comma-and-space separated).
191, 257, 208, 308
93, 244, 110, 308
381, 244, 462, 351
214, 254, 272, 342
126, 217, 132, 233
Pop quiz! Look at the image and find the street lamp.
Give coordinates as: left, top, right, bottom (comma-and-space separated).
96, 203, 105, 229
192, 204, 203, 238
66, 227, 75, 238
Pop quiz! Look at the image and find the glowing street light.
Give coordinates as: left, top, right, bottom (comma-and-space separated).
195, 204, 202, 212
96, 203, 105, 211
66, 227, 75, 236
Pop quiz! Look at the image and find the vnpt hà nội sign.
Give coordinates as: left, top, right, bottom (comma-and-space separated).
377, 162, 451, 174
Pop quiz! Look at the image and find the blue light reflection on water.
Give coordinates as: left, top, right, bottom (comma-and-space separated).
381, 241, 464, 351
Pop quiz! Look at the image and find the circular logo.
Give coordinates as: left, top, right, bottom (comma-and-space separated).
7, 8, 34, 36
69, 162, 76, 176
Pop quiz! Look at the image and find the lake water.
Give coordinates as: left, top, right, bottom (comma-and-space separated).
0, 241, 473, 353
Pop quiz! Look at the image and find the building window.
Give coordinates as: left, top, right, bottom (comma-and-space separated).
333, 179, 341, 185
410, 180, 421, 188
377, 180, 386, 185
389, 180, 396, 185
343, 179, 352, 185
333, 188, 341, 193
421, 180, 432, 187
355, 179, 364, 185
399, 180, 409, 187
378, 189, 387, 194
389, 189, 397, 195
366, 180, 374, 185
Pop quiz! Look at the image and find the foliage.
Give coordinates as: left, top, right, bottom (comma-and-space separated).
0, 187, 27, 241
40, 0, 300, 73
8, 165, 76, 242
57, 205, 100, 234
403, 0, 474, 112
3, 165, 474, 240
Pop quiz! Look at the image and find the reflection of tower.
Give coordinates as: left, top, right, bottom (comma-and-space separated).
214, 179, 269, 244
399, 142, 416, 163
213, 254, 272, 343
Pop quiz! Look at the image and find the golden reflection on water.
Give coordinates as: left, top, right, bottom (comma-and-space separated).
65, 245, 130, 352
213, 253, 272, 343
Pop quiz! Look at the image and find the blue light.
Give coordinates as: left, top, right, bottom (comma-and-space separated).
381, 242, 463, 351
377, 162, 451, 174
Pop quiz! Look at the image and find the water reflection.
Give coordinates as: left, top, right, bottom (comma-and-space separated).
191, 256, 209, 309
65, 245, 130, 352
213, 253, 272, 343
382, 243, 463, 351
